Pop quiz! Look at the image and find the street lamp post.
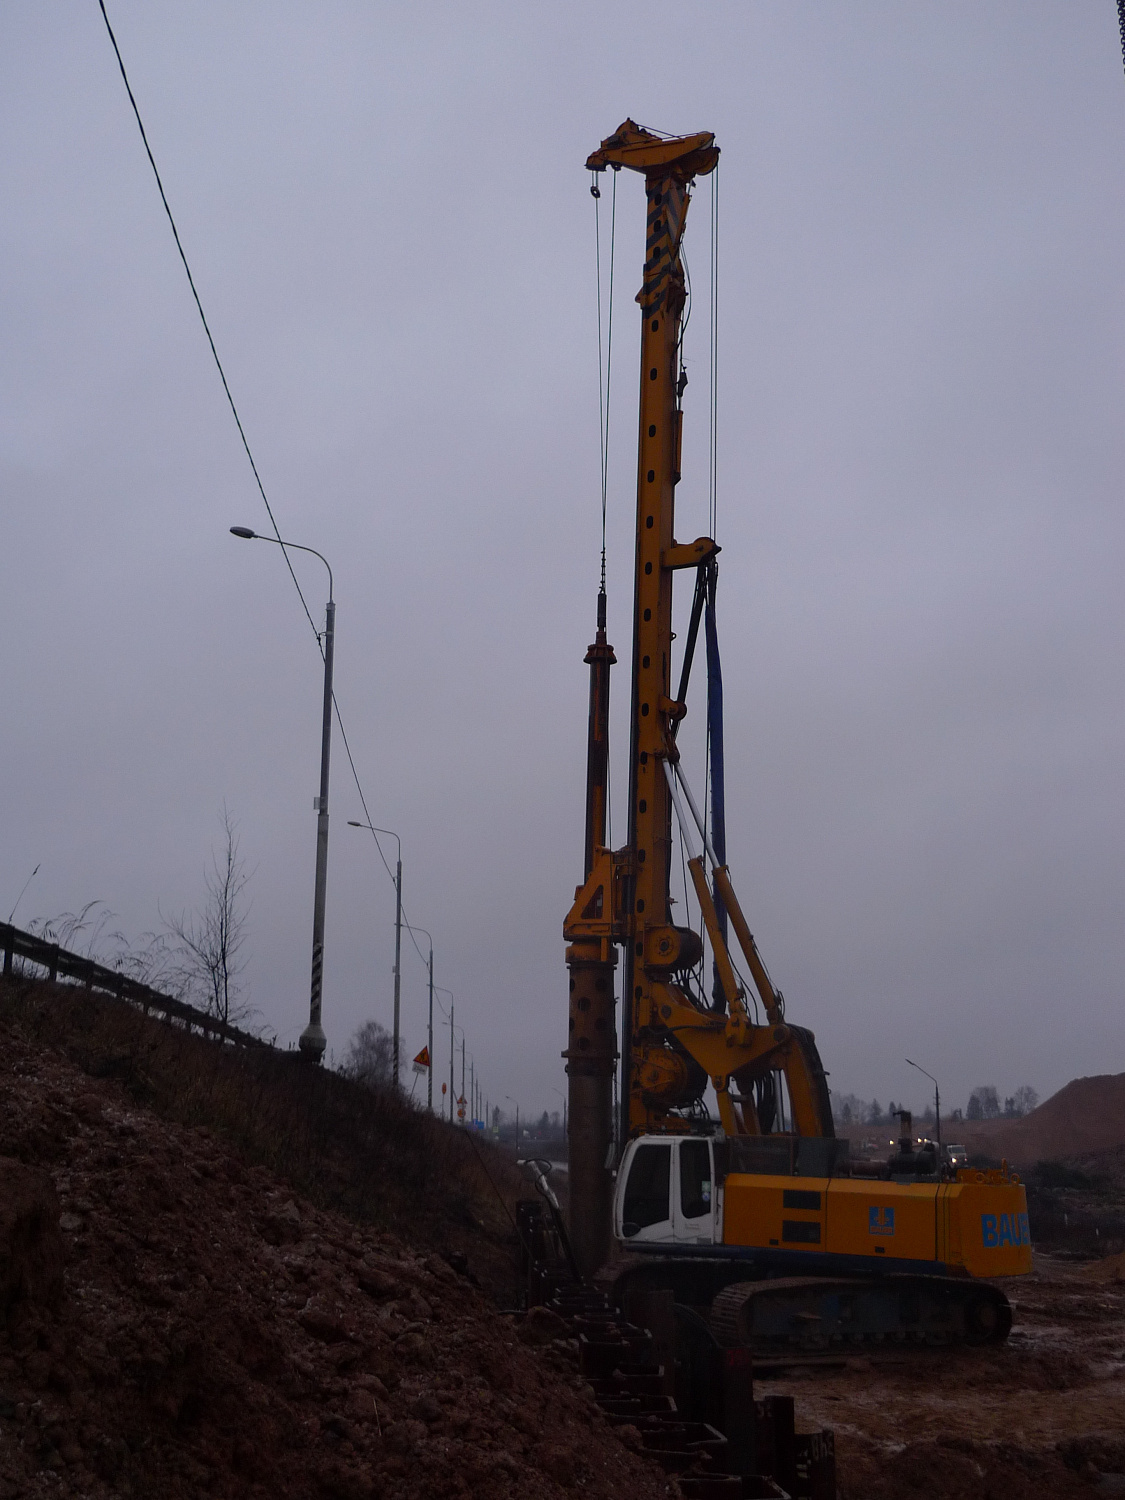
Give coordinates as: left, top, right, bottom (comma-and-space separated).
436, 986, 456, 1124
447, 1019, 466, 1125
408, 927, 435, 1113
348, 821, 402, 1088
231, 525, 333, 1063
906, 1058, 942, 1151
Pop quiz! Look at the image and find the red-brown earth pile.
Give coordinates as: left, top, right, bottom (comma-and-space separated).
0, 990, 677, 1500
960, 1074, 1125, 1165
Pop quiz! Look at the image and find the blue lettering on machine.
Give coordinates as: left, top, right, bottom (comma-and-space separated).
982, 1212, 1031, 1248
869, 1206, 895, 1237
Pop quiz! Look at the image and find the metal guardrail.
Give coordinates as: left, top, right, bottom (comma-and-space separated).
0, 920, 268, 1049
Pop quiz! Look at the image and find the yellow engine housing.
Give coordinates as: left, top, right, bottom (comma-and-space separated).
722, 1165, 1031, 1278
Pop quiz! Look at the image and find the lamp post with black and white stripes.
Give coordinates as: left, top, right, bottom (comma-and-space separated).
230, 525, 333, 1063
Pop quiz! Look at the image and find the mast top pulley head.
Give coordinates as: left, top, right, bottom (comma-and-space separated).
586, 119, 719, 181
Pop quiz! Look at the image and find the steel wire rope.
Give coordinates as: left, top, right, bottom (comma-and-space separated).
709, 162, 720, 542
594, 169, 618, 589
97, 2, 435, 986
1119, 0, 1125, 76
593, 166, 617, 845
593, 169, 625, 1118
702, 165, 719, 997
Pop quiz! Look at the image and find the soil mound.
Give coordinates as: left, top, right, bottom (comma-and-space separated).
963, 1073, 1125, 1166
0, 1158, 64, 1317
1082, 1249, 1125, 1284
0, 1001, 675, 1499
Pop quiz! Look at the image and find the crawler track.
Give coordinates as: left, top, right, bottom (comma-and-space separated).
710, 1274, 1013, 1351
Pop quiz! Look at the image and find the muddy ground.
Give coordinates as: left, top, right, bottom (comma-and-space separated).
758, 1253, 1125, 1497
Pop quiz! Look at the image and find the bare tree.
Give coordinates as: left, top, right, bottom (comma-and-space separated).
164, 806, 251, 1025
967, 1085, 1001, 1121
341, 1020, 402, 1091
1012, 1085, 1039, 1117
831, 1092, 866, 1127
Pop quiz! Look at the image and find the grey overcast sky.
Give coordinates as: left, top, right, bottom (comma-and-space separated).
3, 3, 1124, 1121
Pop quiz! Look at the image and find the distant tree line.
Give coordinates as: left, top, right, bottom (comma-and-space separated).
832, 1083, 1039, 1129
832, 1094, 934, 1129
965, 1083, 1038, 1121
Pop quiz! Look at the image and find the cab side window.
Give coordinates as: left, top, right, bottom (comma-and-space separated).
622, 1144, 671, 1235
679, 1139, 712, 1219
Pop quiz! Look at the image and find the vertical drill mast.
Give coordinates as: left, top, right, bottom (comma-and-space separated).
586, 124, 719, 1141
565, 123, 718, 1274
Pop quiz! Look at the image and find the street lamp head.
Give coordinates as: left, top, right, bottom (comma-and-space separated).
230, 526, 256, 539
347, 820, 364, 828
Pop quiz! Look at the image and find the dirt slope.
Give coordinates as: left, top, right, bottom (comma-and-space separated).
0, 1020, 676, 1499
0, 976, 539, 1305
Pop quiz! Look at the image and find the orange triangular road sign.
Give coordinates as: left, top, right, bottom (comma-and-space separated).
413, 1047, 430, 1068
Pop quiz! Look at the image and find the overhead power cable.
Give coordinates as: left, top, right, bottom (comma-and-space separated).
96, 0, 318, 643
96, 3, 434, 981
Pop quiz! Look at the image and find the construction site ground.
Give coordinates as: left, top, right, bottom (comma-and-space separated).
756, 1252, 1125, 1497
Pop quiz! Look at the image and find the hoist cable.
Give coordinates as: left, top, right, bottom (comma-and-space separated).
594, 170, 618, 591
709, 162, 720, 543
594, 181, 604, 577
603, 171, 616, 846
703, 163, 720, 1003
592, 169, 617, 848
97, 2, 436, 987
604, 171, 616, 583
1118, 0, 1125, 77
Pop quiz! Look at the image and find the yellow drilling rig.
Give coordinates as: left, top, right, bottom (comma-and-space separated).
563, 120, 1030, 1350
